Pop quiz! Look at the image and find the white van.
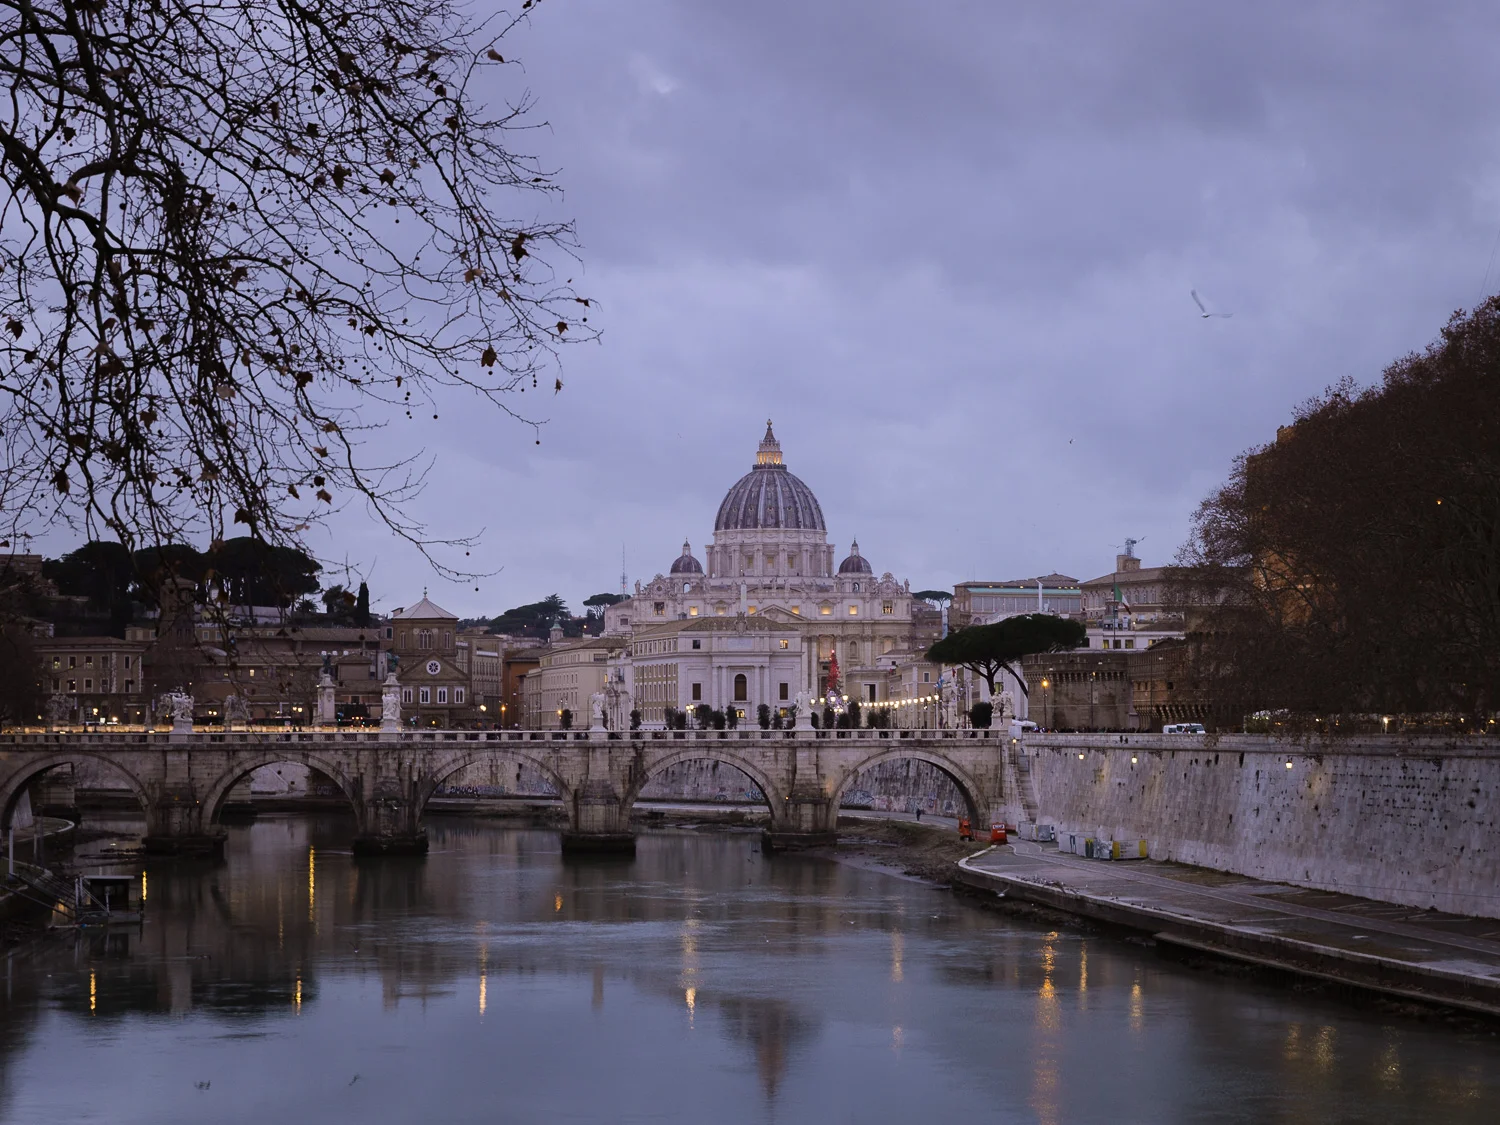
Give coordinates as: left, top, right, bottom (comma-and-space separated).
1161, 723, 1206, 734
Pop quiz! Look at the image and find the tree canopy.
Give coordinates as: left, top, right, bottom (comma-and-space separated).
912, 590, 953, 604
926, 614, 1085, 695
1179, 299, 1500, 718
489, 594, 567, 638
1, 0, 588, 576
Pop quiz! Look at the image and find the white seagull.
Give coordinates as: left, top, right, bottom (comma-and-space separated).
1191, 290, 1233, 319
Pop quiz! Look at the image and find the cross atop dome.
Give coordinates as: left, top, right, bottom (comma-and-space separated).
755, 419, 783, 467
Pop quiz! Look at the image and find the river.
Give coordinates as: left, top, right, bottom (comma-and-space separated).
2, 815, 1498, 1124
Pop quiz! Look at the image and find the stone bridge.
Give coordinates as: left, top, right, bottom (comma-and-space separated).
0, 728, 1015, 856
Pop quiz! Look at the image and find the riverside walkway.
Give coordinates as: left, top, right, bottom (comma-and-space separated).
957, 839, 1500, 1018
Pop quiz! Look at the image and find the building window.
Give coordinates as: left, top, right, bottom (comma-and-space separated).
747, 605, 757, 615
779, 682, 789, 701
437, 687, 448, 704
51, 657, 59, 669
68, 680, 77, 692
922, 672, 930, 683
779, 639, 789, 649
733, 674, 748, 702
455, 687, 465, 704
1124, 639, 1135, 649
848, 605, 858, 616
85, 655, 93, 666
653, 602, 665, 616
402, 688, 413, 704
84, 678, 92, 691
882, 602, 893, 616
867, 684, 876, 702
852, 582, 860, 593
249, 668, 256, 677
124, 679, 133, 693
791, 606, 801, 616
688, 606, 699, 616
124, 656, 132, 668
691, 639, 702, 650
420, 687, 431, 704
691, 683, 702, 701
51, 678, 59, 691
69, 656, 76, 669
715, 605, 727, 616
385, 626, 393, 639
820, 605, 832, 616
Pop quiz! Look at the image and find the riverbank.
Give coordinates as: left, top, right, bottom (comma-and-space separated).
956, 838, 1500, 1021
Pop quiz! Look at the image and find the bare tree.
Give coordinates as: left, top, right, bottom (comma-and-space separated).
1, 0, 590, 574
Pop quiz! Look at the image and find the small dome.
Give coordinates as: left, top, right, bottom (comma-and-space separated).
838, 539, 872, 574
714, 420, 826, 532
669, 539, 704, 575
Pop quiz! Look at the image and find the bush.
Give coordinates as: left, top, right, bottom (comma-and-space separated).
695, 704, 713, 731
726, 707, 739, 730
757, 703, 772, 730
969, 701, 994, 729
822, 706, 836, 730
847, 700, 862, 728
630, 709, 642, 731
559, 708, 573, 731
710, 708, 727, 730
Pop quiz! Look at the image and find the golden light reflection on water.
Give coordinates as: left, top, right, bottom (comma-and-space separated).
1077, 945, 1088, 1009
685, 986, 696, 1028
891, 930, 904, 983
479, 974, 487, 1016
892, 1025, 904, 1053
294, 977, 302, 1013
307, 847, 315, 925
1378, 1040, 1401, 1091
88, 970, 96, 1014
1030, 932, 1062, 1125
479, 944, 488, 1016
140, 871, 147, 903
1129, 980, 1143, 1035
554, 893, 563, 912
1314, 1026, 1337, 1072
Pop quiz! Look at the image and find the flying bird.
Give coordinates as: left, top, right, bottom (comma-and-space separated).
1191, 290, 1233, 319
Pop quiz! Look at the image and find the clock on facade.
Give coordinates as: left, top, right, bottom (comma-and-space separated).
425, 659, 441, 676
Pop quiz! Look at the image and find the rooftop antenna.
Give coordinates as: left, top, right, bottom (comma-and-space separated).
1111, 537, 1145, 559
620, 544, 628, 597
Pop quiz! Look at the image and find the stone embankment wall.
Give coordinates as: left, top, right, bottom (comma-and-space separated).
1023, 733, 1500, 919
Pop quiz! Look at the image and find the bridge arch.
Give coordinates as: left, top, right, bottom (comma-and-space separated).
622, 746, 786, 819
200, 752, 361, 825
415, 748, 574, 817
830, 747, 987, 825
0, 751, 151, 830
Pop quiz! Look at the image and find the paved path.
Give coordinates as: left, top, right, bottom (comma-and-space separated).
957, 841, 1500, 1017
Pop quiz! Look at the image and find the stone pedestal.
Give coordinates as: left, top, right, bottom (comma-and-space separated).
316, 671, 337, 728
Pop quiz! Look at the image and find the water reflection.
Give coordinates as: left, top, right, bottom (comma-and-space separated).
0, 816, 1497, 1124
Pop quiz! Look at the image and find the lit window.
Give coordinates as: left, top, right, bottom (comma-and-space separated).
437, 687, 448, 704
716, 605, 727, 616
748, 605, 757, 615
882, 602, 893, 615
249, 668, 256, 677
85, 655, 94, 666
1124, 639, 1135, 649
848, 605, 858, 616
419, 687, 431, 704
779, 639, 789, 649
820, 605, 832, 616
791, 606, 801, 616
688, 606, 699, 616
69, 656, 76, 669
51, 657, 59, 669
68, 680, 77, 692
653, 602, 665, 616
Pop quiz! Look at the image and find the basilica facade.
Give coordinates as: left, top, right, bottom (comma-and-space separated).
604, 422, 925, 717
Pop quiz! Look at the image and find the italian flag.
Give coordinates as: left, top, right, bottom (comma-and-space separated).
1113, 581, 1132, 611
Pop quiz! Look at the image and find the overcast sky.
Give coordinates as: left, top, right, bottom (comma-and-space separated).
44, 1, 1500, 617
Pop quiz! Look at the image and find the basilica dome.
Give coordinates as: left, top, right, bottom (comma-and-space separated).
714, 421, 826, 533
669, 540, 704, 574
837, 540, 872, 575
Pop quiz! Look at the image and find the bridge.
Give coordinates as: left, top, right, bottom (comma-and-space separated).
0, 728, 1016, 857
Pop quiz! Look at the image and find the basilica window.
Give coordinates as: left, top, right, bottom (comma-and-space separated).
779, 682, 789, 700
417, 629, 432, 650
691, 683, 702, 701
715, 604, 727, 616
791, 606, 801, 615
882, 602, 894, 615
688, 606, 699, 616
733, 674, 748, 702
819, 605, 832, 616
420, 687, 431, 704
437, 687, 448, 704
402, 688, 413, 704
848, 605, 858, 616
653, 602, 665, 617
852, 582, 860, 592
683, 582, 691, 593
779, 639, 789, 649
691, 640, 701, 650
747, 605, 757, 615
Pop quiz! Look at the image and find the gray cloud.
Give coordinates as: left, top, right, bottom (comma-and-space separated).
72, 0, 1500, 617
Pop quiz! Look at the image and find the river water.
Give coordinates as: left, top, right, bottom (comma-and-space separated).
3, 815, 1498, 1124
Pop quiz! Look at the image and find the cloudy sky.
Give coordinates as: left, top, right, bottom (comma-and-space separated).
108, 2, 1500, 615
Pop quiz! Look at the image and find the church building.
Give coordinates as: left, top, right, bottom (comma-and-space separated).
604, 422, 921, 715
